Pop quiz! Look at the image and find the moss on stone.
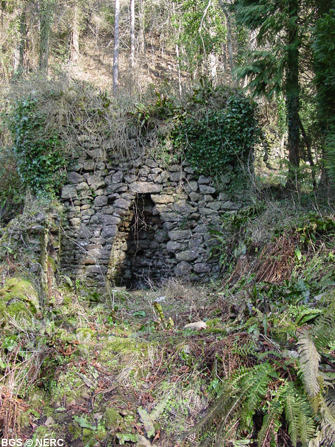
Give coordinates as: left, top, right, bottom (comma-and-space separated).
105, 407, 122, 430
0, 277, 39, 320
68, 423, 81, 439
76, 327, 95, 344
99, 337, 148, 360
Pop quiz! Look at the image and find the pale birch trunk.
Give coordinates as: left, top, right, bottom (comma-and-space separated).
218, 0, 236, 85
113, 0, 120, 94
71, 3, 80, 62
38, 0, 51, 74
130, 0, 135, 69
138, 0, 145, 55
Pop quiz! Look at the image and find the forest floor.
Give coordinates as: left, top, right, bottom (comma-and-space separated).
1, 195, 335, 447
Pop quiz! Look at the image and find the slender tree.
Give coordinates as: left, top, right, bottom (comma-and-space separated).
113, 0, 120, 94
138, 0, 145, 55
70, 1, 80, 62
38, 0, 53, 73
218, 0, 235, 76
130, 0, 135, 69
233, 0, 303, 184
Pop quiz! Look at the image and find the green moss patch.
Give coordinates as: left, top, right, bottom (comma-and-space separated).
0, 276, 39, 320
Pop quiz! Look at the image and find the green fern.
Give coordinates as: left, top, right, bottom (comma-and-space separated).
298, 305, 335, 446
257, 384, 285, 446
320, 391, 335, 446
193, 364, 276, 444
298, 333, 321, 397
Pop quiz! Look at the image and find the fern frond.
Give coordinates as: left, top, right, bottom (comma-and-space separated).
193, 383, 236, 438
284, 382, 301, 447
257, 384, 286, 447
193, 364, 275, 443
240, 363, 277, 430
312, 304, 335, 351
320, 391, 335, 446
298, 333, 321, 397
296, 394, 317, 446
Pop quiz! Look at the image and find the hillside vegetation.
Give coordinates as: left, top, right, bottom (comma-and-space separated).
0, 0, 335, 446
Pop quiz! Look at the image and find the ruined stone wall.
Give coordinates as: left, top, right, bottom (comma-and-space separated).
60, 149, 242, 288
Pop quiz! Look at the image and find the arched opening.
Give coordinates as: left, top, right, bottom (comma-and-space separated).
110, 194, 170, 288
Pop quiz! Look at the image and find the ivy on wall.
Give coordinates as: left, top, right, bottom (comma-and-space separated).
8, 97, 67, 194
174, 88, 261, 175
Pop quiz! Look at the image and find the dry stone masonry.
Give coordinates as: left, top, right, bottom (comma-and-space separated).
60, 148, 242, 288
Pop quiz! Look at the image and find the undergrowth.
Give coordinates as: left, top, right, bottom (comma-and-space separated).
0, 199, 334, 446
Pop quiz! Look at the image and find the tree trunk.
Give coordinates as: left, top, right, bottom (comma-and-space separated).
176, 42, 182, 96
130, 0, 135, 69
218, 0, 236, 86
71, 3, 80, 62
19, 6, 26, 69
138, 0, 145, 55
39, 0, 51, 73
113, 0, 120, 94
14, 6, 26, 73
285, 0, 300, 186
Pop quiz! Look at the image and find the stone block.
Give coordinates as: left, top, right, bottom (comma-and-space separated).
96, 214, 120, 225
221, 201, 240, 210
79, 225, 91, 239
114, 199, 131, 210
194, 225, 208, 234
208, 201, 221, 211
199, 207, 217, 215
155, 231, 169, 243
124, 174, 137, 183
160, 212, 183, 222
81, 209, 95, 217
170, 171, 183, 182
85, 266, 108, 274
94, 195, 108, 207
169, 164, 181, 171
167, 241, 184, 252
101, 225, 118, 238
198, 175, 211, 184
67, 172, 84, 184
168, 229, 192, 241
204, 195, 214, 202
138, 166, 150, 176
129, 182, 162, 194
219, 192, 229, 201
153, 204, 172, 215
155, 171, 169, 183
70, 218, 81, 226
146, 159, 158, 168
173, 201, 196, 214
199, 185, 216, 194
101, 205, 115, 214
83, 160, 95, 171
151, 194, 174, 204
184, 181, 198, 192
189, 235, 203, 250
61, 185, 78, 200
184, 166, 194, 174
91, 181, 105, 191
112, 171, 123, 183
176, 250, 198, 262
175, 261, 192, 276
151, 168, 162, 175
113, 208, 129, 218
189, 192, 201, 202
194, 263, 211, 273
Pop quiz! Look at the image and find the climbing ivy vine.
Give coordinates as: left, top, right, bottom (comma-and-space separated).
174, 87, 261, 175
8, 97, 67, 194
